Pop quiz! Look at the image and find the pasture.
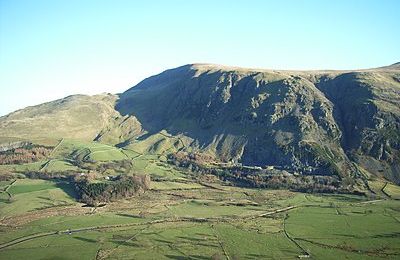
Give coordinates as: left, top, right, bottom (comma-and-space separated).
0, 139, 399, 259
0, 175, 399, 259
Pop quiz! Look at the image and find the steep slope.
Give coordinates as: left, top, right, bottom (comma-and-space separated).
117, 65, 349, 177
117, 64, 400, 183
317, 71, 400, 182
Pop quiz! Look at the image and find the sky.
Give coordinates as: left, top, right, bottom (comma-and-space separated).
0, 0, 399, 116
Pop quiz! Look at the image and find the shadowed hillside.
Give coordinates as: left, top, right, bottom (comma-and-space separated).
116, 63, 400, 184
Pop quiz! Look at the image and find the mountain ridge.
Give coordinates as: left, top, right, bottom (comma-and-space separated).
1, 62, 399, 188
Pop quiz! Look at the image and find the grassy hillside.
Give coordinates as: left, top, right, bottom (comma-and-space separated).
0, 94, 129, 141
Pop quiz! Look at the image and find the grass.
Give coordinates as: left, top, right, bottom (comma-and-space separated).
118, 223, 221, 259
89, 149, 127, 161
286, 199, 400, 258
0, 94, 120, 141
8, 179, 63, 193
0, 179, 76, 217
0, 161, 400, 259
0, 161, 44, 173
0, 137, 186, 182
150, 181, 204, 190
215, 223, 301, 259
1, 185, 400, 259
54, 139, 128, 162
43, 160, 79, 172
166, 199, 261, 218
0, 232, 101, 260
368, 179, 388, 195
383, 183, 400, 199
127, 131, 182, 155
129, 154, 186, 180
0, 180, 12, 189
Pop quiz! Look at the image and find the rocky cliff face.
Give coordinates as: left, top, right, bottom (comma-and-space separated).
117, 64, 400, 183
316, 70, 400, 182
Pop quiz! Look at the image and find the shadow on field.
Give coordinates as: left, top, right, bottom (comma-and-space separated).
154, 239, 173, 244
177, 236, 206, 242
73, 236, 97, 243
56, 181, 79, 199
166, 255, 209, 260
111, 240, 139, 247
116, 213, 142, 218
372, 232, 400, 238
322, 194, 364, 202
246, 253, 271, 258
37, 196, 52, 201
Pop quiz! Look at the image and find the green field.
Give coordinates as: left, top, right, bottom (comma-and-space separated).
52, 139, 128, 162
0, 179, 76, 217
0, 139, 400, 259
383, 183, 400, 199
8, 179, 59, 195
0, 174, 399, 259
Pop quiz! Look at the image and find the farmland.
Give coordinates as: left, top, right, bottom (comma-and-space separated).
0, 180, 399, 259
0, 139, 399, 259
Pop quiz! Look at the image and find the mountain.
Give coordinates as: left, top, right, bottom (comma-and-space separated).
1, 63, 399, 185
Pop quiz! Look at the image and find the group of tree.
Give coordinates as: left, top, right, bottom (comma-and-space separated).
0, 171, 14, 181
74, 174, 151, 206
0, 145, 52, 165
168, 153, 345, 193
24, 170, 74, 180
220, 170, 341, 193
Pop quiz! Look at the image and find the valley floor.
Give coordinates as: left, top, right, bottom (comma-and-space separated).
0, 177, 400, 259
0, 139, 400, 259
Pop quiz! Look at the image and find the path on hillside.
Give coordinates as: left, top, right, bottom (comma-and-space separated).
0, 179, 16, 201
381, 182, 392, 198
51, 138, 64, 155
39, 138, 64, 172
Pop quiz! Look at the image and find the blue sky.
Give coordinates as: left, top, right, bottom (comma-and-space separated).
0, 0, 399, 116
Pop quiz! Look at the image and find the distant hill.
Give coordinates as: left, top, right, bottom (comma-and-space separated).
1, 63, 399, 185
377, 62, 400, 70
0, 94, 121, 141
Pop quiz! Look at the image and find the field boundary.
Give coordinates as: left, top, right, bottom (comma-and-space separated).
0, 205, 298, 250
283, 214, 310, 258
